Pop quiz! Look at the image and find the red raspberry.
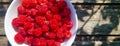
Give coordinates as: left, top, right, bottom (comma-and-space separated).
63, 7, 71, 17
43, 21, 50, 26
31, 9, 38, 17
56, 31, 64, 39
27, 28, 34, 35
22, 0, 37, 8
64, 31, 71, 39
34, 28, 42, 36
46, 2, 54, 9
51, 6, 59, 14
24, 22, 34, 29
39, 37, 47, 46
45, 11, 53, 20
56, 0, 67, 9
54, 42, 60, 46
35, 16, 46, 25
17, 6, 26, 15
57, 39, 64, 43
66, 21, 73, 30
36, 5, 48, 15
37, 0, 48, 5
30, 0, 37, 8
18, 15, 27, 25
47, 40, 55, 46
22, 0, 30, 8
62, 17, 70, 24
14, 33, 24, 44
32, 38, 41, 46
12, 18, 19, 28
18, 27, 26, 37
42, 25, 49, 32
24, 36, 33, 44
53, 14, 61, 21
26, 16, 34, 22
45, 32, 56, 39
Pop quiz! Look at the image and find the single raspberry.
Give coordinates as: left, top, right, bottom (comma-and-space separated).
56, 31, 64, 39
49, 0, 56, 3
18, 15, 27, 25
27, 28, 34, 35
22, 0, 30, 8
45, 11, 53, 20
36, 5, 48, 15
45, 32, 56, 39
32, 38, 41, 46
30, 0, 37, 8
24, 36, 33, 44
39, 37, 47, 46
26, 9, 32, 16
42, 25, 49, 32
35, 16, 46, 25
53, 14, 61, 21
66, 21, 73, 30
26, 16, 34, 22
18, 27, 26, 37
47, 40, 55, 46
31, 9, 38, 17
24, 22, 34, 29
64, 31, 71, 39
51, 6, 59, 14
56, 0, 67, 9
62, 17, 70, 24
62, 7, 71, 17
34, 28, 42, 36
12, 18, 19, 28
14, 33, 24, 44
17, 6, 26, 15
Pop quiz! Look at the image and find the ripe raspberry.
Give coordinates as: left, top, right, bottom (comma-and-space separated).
63, 7, 71, 17
56, 0, 67, 9
12, 18, 19, 28
17, 6, 26, 15
32, 38, 41, 46
45, 11, 53, 20
42, 25, 49, 32
35, 16, 46, 25
18, 27, 26, 37
27, 28, 34, 35
24, 22, 34, 29
22, 0, 30, 8
49, 0, 56, 3
56, 31, 64, 39
64, 31, 71, 39
66, 21, 73, 30
53, 14, 61, 21
39, 38, 47, 46
30, 0, 37, 8
31, 9, 38, 16
22, 0, 37, 8
14, 33, 24, 44
24, 36, 33, 44
36, 5, 48, 15
34, 28, 42, 36
45, 32, 56, 39
51, 6, 59, 14
18, 15, 27, 25
26, 16, 34, 22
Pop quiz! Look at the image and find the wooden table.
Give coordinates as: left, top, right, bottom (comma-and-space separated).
0, 0, 120, 46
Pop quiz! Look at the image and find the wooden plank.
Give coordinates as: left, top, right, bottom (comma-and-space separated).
0, 36, 8, 46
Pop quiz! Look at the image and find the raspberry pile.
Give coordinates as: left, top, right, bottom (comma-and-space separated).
12, 0, 73, 46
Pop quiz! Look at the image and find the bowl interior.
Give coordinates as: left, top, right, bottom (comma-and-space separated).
4, 0, 78, 46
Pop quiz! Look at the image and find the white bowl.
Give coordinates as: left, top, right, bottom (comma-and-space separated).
4, 0, 78, 46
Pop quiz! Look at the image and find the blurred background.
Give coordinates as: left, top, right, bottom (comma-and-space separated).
0, 0, 120, 46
